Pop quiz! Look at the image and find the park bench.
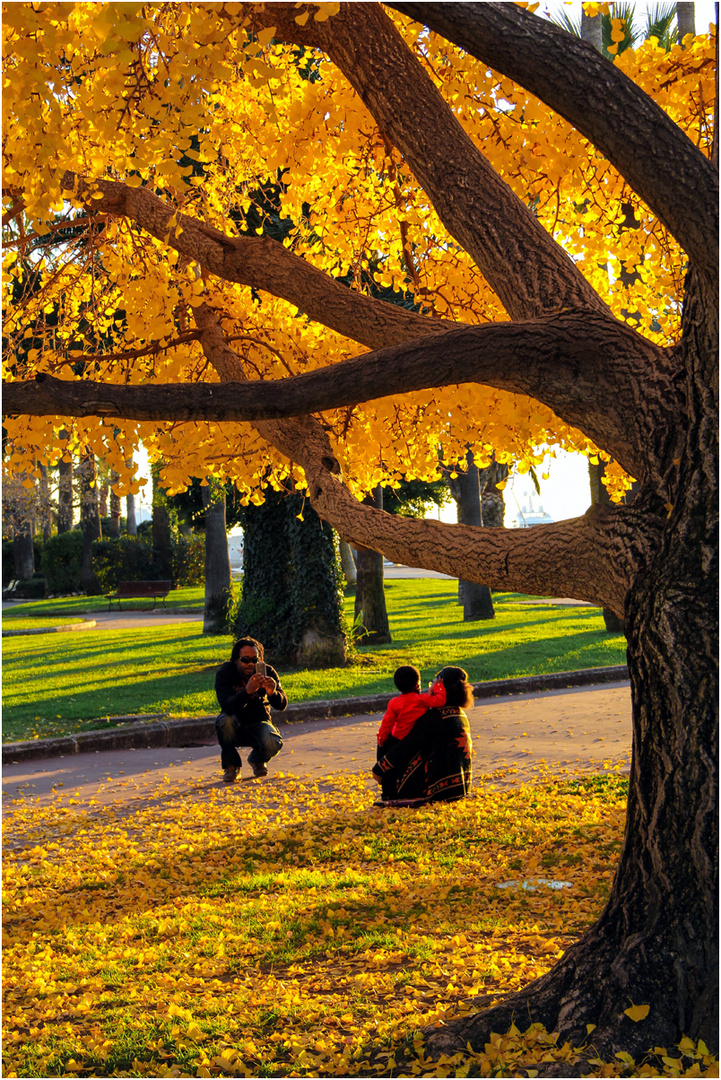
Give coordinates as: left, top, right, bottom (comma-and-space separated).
106, 580, 172, 611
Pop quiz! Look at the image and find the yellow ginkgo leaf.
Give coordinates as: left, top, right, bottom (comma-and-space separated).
624, 1003, 650, 1022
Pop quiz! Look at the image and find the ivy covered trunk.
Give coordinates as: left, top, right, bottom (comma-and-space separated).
202, 481, 233, 635
234, 487, 348, 668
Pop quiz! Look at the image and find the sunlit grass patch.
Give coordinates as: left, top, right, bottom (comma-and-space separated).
2, 582, 627, 744
5, 770, 711, 1077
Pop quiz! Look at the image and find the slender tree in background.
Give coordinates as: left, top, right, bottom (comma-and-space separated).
77, 450, 101, 595
443, 451, 495, 620
201, 479, 233, 634
338, 537, 357, 585
56, 438, 74, 534
151, 462, 174, 582
3, 2, 717, 1056
353, 487, 392, 643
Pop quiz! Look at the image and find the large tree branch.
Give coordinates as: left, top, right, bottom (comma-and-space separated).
240, 3, 609, 321
190, 303, 654, 617
388, 2, 718, 283
3, 312, 680, 489
60, 174, 445, 352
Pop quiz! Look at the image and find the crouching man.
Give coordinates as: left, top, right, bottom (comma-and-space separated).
215, 637, 287, 783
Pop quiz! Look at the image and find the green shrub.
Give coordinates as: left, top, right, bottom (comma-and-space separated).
41, 532, 83, 595
91, 537, 156, 592
3, 538, 44, 586
91, 533, 205, 591
172, 533, 205, 586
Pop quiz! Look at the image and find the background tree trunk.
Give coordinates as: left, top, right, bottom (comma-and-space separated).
339, 537, 357, 585
445, 452, 495, 621
676, 2, 695, 42
126, 492, 137, 536
78, 451, 102, 595
202, 480, 233, 634
57, 454, 74, 534
12, 519, 35, 581
109, 471, 122, 538
152, 462, 174, 581
37, 464, 53, 541
354, 487, 392, 643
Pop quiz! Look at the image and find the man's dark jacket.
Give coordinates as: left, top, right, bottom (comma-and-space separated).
215, 661, 287, 722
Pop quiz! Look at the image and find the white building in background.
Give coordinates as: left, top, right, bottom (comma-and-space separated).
228, 533, 244, 575
512, 492, 554, 529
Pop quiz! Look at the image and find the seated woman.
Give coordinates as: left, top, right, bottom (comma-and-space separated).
372, 666, 474, 807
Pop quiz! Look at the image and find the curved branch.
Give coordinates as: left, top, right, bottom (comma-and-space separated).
189, 303, 653, 616
60, 174, 444, 352
388, 2, 719, 283
3, 312, 679, 486
248, 3, 607, 321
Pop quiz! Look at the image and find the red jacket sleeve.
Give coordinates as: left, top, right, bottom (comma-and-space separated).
417, 679, 446, 710
377, 699, 400, 746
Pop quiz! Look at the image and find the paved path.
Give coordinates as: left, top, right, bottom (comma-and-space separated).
2, 683, 631, 813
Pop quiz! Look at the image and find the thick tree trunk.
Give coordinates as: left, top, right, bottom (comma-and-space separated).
445, 453, 495, 621
202, 481, 233, 634
57, 454, 73, 534
339, 537, 357, 585
354, 488, 392, 643
108, 471, 122, 538
78, 452, 102, 595
423, 277, 719, 1062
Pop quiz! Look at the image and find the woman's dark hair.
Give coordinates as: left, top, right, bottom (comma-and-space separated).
230, 637, 264, 663
436, 666, 474, 709
394, 665, 420, 693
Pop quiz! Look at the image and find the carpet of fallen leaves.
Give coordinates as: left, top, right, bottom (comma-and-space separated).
3, 767, 717, 1078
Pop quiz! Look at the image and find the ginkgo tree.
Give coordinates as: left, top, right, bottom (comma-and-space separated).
2, 0, 717, 1059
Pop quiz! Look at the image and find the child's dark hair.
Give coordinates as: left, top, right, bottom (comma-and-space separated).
436, 666, 474, 708
394, 665, 421, 694
230, 637, 264, 663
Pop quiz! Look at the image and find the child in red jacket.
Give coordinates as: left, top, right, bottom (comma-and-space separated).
376, 665, 447, 748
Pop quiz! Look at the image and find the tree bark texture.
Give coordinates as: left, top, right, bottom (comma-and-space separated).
4, 0, 717, 1057
77, 452, 101, 595
589, 462, 627, 634
201, 481, 233, 635
354, 489, 392, 644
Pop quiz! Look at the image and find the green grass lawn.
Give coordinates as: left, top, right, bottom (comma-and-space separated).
2, 580, 626, 743
1, 584, 205, 618
2, 616, 90, 631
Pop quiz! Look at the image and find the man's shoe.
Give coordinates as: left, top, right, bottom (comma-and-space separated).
223, 766, 239, 783
251, 761, 268, 778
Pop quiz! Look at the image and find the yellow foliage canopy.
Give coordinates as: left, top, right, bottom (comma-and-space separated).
2, 4, 714, 502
